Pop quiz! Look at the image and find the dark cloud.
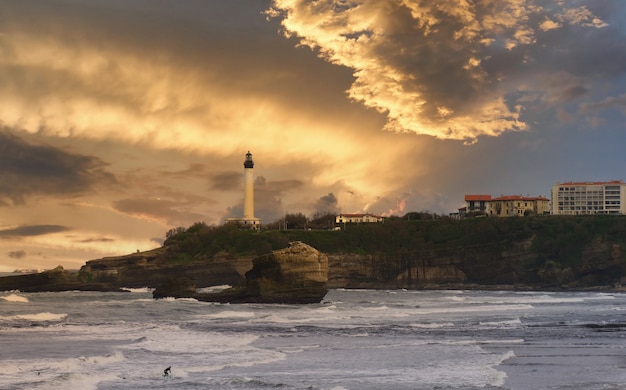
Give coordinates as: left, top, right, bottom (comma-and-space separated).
77, 237, 115, 243
0, 131, 116, 205
7, 250, 27, 259
313, 193, 340, 215
0, 225, 71, 238
151, 237, 165, 246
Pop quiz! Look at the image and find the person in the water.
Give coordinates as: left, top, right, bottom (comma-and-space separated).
163, 366, 171, 377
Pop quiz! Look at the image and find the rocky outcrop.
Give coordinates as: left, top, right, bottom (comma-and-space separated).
154, 241, 329, 303
241, 241, 328, 303
0, 266, 126, 292
80, 247, 250, 288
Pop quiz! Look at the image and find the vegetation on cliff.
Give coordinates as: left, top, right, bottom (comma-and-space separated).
159, 214, 626, 289
165, 215, 626, 267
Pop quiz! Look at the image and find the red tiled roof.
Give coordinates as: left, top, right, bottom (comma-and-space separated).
557, 180, 625, 186
464, 194, 491, 201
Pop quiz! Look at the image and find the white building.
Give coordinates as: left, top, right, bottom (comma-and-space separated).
335, 213, 384, 224
551, 180, 626, 215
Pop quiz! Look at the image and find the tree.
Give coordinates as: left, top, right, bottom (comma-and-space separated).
309, 212, 337, 230
165, 226, 186, 240
285, 212, 308, 230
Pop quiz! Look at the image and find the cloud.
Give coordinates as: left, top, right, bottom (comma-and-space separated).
77, 237, 115, 244
313, 192, 340, 215
111, 198, 206, 226
222, 176, 306, 223
211, 171, 242, 191
0, 131, 116, 205
581, 94, 626, 114
7, 250, 27, 259
0, 225, 71, 238
268, 0, 610, 142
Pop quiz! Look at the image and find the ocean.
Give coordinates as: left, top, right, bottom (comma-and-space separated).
1, 288, 625, 390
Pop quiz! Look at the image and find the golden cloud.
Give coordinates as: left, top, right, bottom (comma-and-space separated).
268, 0, 607, 142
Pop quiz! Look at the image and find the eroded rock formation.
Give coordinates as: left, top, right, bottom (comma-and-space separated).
153, 241, 329, 303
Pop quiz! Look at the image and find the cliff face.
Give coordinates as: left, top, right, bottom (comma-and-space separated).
0, 266, 127, 292
327, 237, 626, 290
80, 247, 250, 288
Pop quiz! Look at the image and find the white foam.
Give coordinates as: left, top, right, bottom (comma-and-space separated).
202, 310, 256, 319
1, 293, 29, 303
411, 303, 534, 315
480, 318, 522, 327
197, 284, 231, 293
121, 287, 152, 293
1, 312, 67, 321
1, 352, 125, 390
410, 322, 454, 329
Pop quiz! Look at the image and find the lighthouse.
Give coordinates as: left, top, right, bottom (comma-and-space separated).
226, 151, 261, 228
243, 151, 255, 221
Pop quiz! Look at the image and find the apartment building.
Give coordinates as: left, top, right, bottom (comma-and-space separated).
551, 180, 626, 215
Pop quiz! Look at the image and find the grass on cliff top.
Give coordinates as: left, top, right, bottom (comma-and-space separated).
162, 215, 626, 266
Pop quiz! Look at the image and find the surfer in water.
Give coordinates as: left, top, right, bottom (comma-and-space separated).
163, 366, 171, 377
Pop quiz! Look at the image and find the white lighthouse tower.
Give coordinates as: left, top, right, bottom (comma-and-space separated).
226, 151, 260, 228
243, 151, 256, 221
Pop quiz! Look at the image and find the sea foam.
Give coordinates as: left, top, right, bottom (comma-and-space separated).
1, 312, 67, 322
1, 293, 29, 303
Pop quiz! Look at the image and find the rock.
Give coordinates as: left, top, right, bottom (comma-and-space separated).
153, 277, 197, 299
183, 241, 329, 304
80, 248, 249, 288
0, 265, 125, 292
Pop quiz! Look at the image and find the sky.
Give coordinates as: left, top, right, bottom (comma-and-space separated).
1, 0, 626, 271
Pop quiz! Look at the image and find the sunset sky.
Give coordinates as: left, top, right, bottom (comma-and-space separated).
1, 0, 626, 271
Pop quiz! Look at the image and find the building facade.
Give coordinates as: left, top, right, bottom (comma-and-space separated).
551, 180, 626, 215
464, 195, 491, 214
335, 213, 384, 224
463, 194, 549, 217
490, 195, 550, 217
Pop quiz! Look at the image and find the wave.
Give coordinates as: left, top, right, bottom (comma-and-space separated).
120, 287, 153, 293
479, 318, 522, 327
1, 312, 67, 322
412, 303, 534, 315
410, 322, 455, 329
196, 285, 231, 293
1, 293, 29, 303
202, 310, 256, 319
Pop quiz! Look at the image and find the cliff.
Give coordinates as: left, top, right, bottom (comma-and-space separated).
326, 235, 626, 290
0, 265, 127, 292
2, 216, 626, 294
79, 247, 250, 288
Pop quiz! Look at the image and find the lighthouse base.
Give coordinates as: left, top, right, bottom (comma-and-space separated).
225, 218, 261, 230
